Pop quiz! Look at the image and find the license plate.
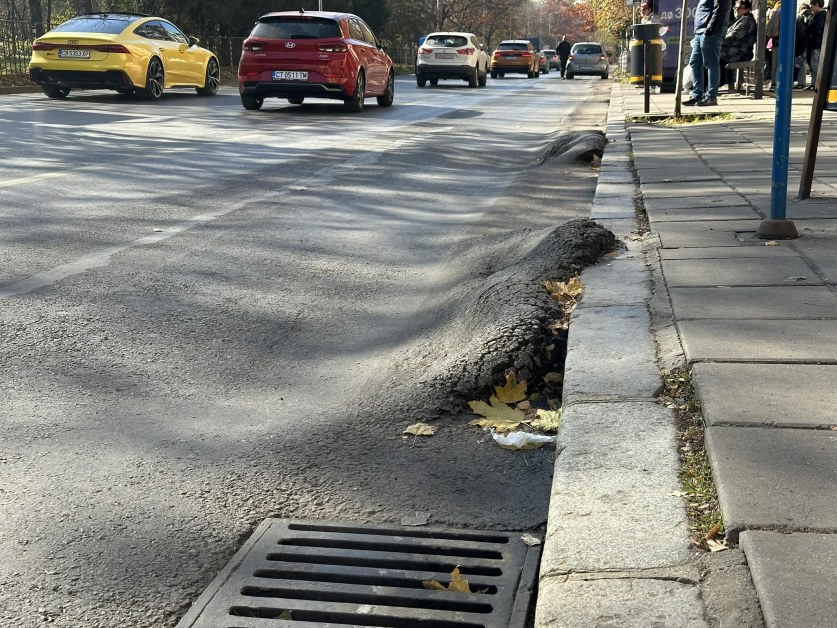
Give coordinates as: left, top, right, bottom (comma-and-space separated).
505, 55, 518, 60
436, 53, 454, 59
273, 71, 308, 81
58, 49, 90, 59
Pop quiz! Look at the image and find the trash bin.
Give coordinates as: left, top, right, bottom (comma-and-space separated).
629, 23, 663, 86
826, 40, 837, 111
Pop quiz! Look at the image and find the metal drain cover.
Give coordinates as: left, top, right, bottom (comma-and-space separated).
177, 519, 541, 628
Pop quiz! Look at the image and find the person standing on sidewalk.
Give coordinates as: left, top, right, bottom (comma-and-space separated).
557, 35, 572, 78
807, 0, 827, 89
685, 0, 732, 106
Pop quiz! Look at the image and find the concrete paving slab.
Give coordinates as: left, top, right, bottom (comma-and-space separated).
579, 253, 650, 307
543, 402, 690, 574
706, 426, 837, 538
662, 256, 821, 287
635, 167, 719, 183
693, 362, 837, 428
563, 306, 661, 402
651, 220, 761, 248
678, 319, 837, 362
669, 286, 837, 319
739, 531, 837, 628
536, 578, 708, 628
593, 218, 642, 238
591, 195, 636, 219
647, 206, 760, 222
659, 245, 799, 259
641, 181, 733, 199
644, 194, 748, 211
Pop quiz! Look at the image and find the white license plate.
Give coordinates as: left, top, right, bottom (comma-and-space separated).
273, 71, 308, 81
436, 53, 454, 59
58, 49, 90, 59
505, 55, 519, 60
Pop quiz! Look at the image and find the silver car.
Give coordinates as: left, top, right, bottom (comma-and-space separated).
566, 42, 609, 80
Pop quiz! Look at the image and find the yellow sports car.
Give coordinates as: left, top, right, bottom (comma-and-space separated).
29, 12, 219, 100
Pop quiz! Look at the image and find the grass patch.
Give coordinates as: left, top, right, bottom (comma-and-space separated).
630, 112, 735, 125
661, 370, 725, 550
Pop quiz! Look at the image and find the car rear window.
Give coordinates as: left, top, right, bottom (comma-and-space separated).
426, 35, 468, 47
52, 15, 139, 34
251, 17, 342, 40
572, 44, 603, 55
498, 42, 528, 51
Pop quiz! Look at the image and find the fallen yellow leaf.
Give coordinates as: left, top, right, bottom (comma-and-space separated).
531, 409, 561, 433
422, 580, 447, 591
403, 422, 437, 437
468, 396, 527, 433
448, 566, 470, 593
544, 276, 583, 301
494, 371, 527, 404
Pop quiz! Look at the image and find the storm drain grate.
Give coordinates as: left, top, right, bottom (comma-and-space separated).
177, 518, 541, 628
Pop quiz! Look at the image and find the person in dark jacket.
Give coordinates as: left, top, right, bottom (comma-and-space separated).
720, 0, 757, 88
557, 36, 572, 78
684, 0, 732, 106
808, 0, 826, 87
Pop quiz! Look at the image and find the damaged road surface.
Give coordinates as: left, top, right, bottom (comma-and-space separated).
0, 77, 614, 627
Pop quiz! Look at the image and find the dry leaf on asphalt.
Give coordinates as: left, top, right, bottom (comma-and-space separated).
544, 276, 583, 302
422, 566, 471, 593
468, 396, 528, 432
706, 538, 729, 552
531, 409, 561, 433
764, 240, 780, 246
403, 422, 437, 437
521, 533, 542, 546
705, 523, 722, 540
494, 371, 527, 403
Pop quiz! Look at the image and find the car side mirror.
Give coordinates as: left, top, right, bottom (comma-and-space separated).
188, 36, 199, 47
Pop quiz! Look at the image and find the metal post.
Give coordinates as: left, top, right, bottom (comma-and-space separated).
674, 0, 689, 117
799, 7, 837, 199
644, 39, 651, 113
758, 0, 799, 239
755, 0, 766, 99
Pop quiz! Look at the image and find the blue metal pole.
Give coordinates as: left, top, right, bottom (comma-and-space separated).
770, 0, 798, 220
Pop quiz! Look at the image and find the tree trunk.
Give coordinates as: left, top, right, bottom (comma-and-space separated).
29, 0, 45, 36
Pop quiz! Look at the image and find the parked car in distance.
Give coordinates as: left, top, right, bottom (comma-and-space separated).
28, 12, 219, 99
490, 40, 539, 79
537, 50, 549, 74
415, 31, 489, 88
566, 42, 609, 80
238, 9, 394, 112
543, 49, 559, 69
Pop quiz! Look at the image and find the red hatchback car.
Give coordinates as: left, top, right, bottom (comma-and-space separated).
238, 10, 394, 112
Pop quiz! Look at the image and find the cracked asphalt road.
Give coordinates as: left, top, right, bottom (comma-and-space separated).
0, 75, 612, 627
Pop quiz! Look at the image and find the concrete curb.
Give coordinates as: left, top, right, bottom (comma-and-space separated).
0, 85, 40, 95
535, 83, 707, 627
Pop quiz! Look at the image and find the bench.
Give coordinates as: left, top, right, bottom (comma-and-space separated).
726, 59, 757, 92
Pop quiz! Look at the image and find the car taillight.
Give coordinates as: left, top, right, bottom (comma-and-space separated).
32, 41, 56, 50
600, 54, 606, 60
521, 52, 532, 57
568, 54, 574, 60
242, 40, 265, 52
456, 47, 475, 55
419, 46, 433, 55
93, 44, 130, 53
318, 43, 348, 53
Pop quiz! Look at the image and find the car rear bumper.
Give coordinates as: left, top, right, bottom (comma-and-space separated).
416, 63, 473, 79
491, 64, 531, 74
567, 64, 608, 75
29, 67, 134, 89
240, 81, 349, 100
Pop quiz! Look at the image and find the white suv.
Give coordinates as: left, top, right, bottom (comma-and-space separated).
416, 32, 489, 88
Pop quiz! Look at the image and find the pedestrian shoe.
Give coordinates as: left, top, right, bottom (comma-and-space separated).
682, 97, 701, 106
696, 98, 718, 106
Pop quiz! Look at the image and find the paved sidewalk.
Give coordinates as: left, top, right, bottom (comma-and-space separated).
537, 84, 837, 627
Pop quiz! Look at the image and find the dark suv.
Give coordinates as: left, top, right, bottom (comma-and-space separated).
237, 10, 394, 112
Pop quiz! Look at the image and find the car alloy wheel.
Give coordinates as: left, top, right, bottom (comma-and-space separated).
478, 65, 487, 87
140, 57, 164, 100
197, 58, 220, 96
241, 93, 264, 110
376, 71, 394, 107
344, 71, 365, 112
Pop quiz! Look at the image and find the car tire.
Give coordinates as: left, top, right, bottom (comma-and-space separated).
527, 70, 534, 78
468, 67, 478, 88
196, 57, 220, 96
288, 97, 304, 104
241, 93, 264, 110
543, 66, 549, 74
416, 73, 427, 87
138, 57, 164, 100
478, 65, 487, 87
567, 73, 574, 80
499, 72, 505, 77
490, 71, 497, 79
429, 78, 438, 86
344, 71, 365, 112
41, 85, 70, 99
377, 71, 394, 107
601, 71, 609, 80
